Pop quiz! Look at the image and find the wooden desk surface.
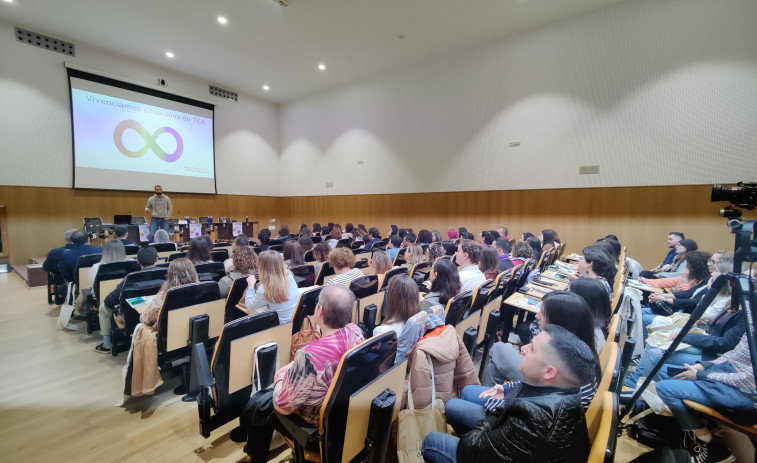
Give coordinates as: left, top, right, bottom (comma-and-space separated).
542, 268, 574, 281
504, 291, 541, 313
627, 280, 665, 294
531, 277, 569, 291
126, 295, 155, 314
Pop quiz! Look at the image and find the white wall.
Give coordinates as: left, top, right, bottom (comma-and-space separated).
279, 0, 757, 196
0, 20, 280, 196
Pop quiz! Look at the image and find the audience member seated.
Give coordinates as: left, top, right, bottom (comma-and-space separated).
423, 325, 595, 463
483, 291, 601, 389
431, 230, 443, 243
642, 232, 685, 278
643, 251, 712, 326
218, 243, 258, 298
403, 243, 424, 270
479, 246, 499, 280
139, 258, 199, 326
297, 234, 313, 252
568, 278, 612, 354
369, 250, 392, 278
656, 238, 698, 278
224, 235, 249, 272
114, 225, 136, 246
342, 222, 354, 240
89, 239, 128, 293
282, 241, 305, 268
312, 242, 331, 275
494, 237, 514, 272
311, 222, 321, 235
402, 232, 417, 248
352, 226, 367, 243
244, 250, 299, 324
520, 232, 535, 242
539, 229, 557, 251
656, 334, 755, 462
95, 246, 158, 353
43, 228, 78, 284
256, 229, 272, 251
277, 225, 290, 241
373, 274, 420, 337
497, 226, 509, 241
526, 236, 543, 263
478, 231, 494, 246
187, 237, 212, 264
326, 226, 342, 249
387, 234, 402, 261
417, 229, 433, 245
202, 234, 214, 251
567, 245, 614, 297
455, 240, 486, 292
427, 242, 445, 262
326, 248, 363, 286
388, 224, 399, 238
232, 286, 364, 463
59, 230, 103, 283
420, 258, 461, 312
510, 241, 533, 267
151, 229, 173, 245
363, 227, 381, 252
447, 229, 459, 241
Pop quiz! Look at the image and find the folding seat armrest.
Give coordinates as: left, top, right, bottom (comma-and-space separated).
275, 412, 319, 447
194, 342, 215, 389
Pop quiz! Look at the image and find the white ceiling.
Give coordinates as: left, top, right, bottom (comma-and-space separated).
2, 0, 623, 103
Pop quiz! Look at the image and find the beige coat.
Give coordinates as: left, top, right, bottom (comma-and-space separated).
124, 324, 162, 398
405, 325, 480, 409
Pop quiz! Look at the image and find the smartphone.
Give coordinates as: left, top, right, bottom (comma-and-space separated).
667, 366, 686, 376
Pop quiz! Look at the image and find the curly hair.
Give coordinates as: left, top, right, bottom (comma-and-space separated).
328, 247, 355, 270
459, 239, 483, 264
232, 245, 258, 274
512, 242, 534, 259
685, 251, 712, 283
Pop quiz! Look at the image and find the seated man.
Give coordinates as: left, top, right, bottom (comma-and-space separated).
95, 246, 159, 354
402, 232, 417, 248
387, 234, 402, 261
455, 239, 486, 292
232, 285, 365, 462
494, 237, 514, 272
43, 228, 78, 286
497, 226, 510, 241
656, 333, 756, 463
59, 230, 103, 283
640, 232, 684, 278
422, 325, 594, 463
363, 227, 382, 252
114, 225, 136, 246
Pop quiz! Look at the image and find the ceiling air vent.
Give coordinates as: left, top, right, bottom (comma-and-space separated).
209, 85, 238, 102
273, 0, 295, 5
15, 27, 75, 56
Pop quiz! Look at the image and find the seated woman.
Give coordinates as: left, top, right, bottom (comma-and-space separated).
140, 258, 199, 326
402, 243, 425, 270
88, 238, 128, 291
282, 241, 305, 269
520, 232, 534, 243
311, 242, 331, 275
643, 251, 712, 326
656, 238, 698, 279
479, 245, 499, 280
567, 245, 615, 297
420, 258, 461, 312
326, 227, 342, 249
569, 278, 612, 354
417, 229, 433, 246
427, 242, 445, 263
370, 250, 392, 285
224, 234, 249, 272
451, 291, 601, 435
187, 237, 211, 264
431, 230, 443, 244
244, 251, 299, 324
342, 223, 354, 241
277, 225, 290, 241
326, 247, 363, 287
539, 229, 558, 251
510, 241, 533, 267
373, 274, 420, 337
297, 234, 314, 252
151, 229, 174, 246
447, 229, 458, 241
526, 236, 543, 264
218, 243, 258, 298
352, 226, 367, 243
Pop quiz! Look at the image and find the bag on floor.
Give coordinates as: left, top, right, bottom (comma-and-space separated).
397, 355, 446, 463
57, 282, 76, 330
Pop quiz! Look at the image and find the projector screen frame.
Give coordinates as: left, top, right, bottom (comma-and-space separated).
66, 68, 218, 195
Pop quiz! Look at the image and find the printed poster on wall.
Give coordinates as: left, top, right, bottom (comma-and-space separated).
189, 224, 202, 238
232, 222, 242, 237
138, 224, 150, 242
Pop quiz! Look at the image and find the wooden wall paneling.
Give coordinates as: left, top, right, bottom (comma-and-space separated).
0, 205, 8, 258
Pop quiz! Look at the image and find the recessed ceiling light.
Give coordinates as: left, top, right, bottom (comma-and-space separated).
318, 63, 326, 71
3, 0, 13, 4
263, 85, 270, 91
165, 51, 175, 58
217, 16, 228, 24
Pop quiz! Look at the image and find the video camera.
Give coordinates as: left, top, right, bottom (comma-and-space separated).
711, 182, 757, 219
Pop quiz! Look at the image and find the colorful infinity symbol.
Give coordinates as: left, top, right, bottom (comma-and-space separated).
113, 119, 183, 162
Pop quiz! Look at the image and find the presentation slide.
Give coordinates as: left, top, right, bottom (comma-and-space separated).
69, 74, 216, 194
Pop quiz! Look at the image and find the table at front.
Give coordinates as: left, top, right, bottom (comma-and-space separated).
173, 222, 258, 243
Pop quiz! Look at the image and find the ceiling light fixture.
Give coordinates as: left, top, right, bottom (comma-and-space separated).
318, 63, 326, 71
217, 16, 228, 24
165, 51, 175, 58
263, 85, 270, 91
3, 0, 13, 4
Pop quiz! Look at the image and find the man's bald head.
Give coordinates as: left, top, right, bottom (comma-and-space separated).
318, 285, 356, 329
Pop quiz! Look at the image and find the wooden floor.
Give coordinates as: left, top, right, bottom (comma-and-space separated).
0, 272, 752, 462
0, 273, 295, 463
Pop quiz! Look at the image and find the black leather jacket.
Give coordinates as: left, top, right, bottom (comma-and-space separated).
457, 383, 589, 463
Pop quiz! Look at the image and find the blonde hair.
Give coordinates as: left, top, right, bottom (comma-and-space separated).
257, 250, 290, 304
371, 251, 392, 274
102, 239, 126, 264
713, 257, 734, 297
161, 258, 198, 293
406, 244, 424, 266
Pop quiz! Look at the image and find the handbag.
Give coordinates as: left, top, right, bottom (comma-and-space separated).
290, 315, 321, 360
397, 355, 447, 463
649, 301, 674, 316
57, 282, 77, 330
